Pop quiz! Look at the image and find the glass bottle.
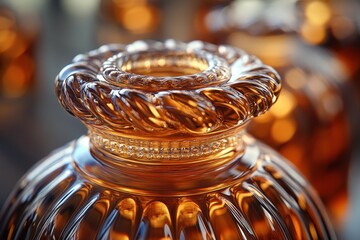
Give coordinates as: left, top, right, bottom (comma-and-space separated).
0, 40, 336, 239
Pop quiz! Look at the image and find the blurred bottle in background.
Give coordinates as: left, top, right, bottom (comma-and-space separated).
0, 3, 39, 207
193, 0, 232, 43
97, 0, 163, 43
297, 0, 360, 86
97, 0, 206, 44
297, 0, 360, 147
0, 6, 37, 99
194, 0, 357, 227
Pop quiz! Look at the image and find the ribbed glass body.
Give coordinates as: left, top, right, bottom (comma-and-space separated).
0, 40, 335, 239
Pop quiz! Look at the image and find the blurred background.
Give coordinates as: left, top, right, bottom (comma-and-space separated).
0, 0, 359, 238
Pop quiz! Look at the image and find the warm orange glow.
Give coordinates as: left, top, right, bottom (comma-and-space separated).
145, 201, 171, 228
300, 21, 326, 45
298, 194, 307, 211
0, 14, 13, 28
7, 37, 28, 58
227, 32, 292, 67
305, 1, 331, 26
0, 11, 16, 54
250, 118, 271, 139
2, 63, 27, 97
252, 112, 273, 124
121, 4, 159, 34
108, 232, 129, 240
327, 191, 348, 226
253, 220, 271, 237
290, 212, 303, 239
0, 7, 37, 98
309, 222, 319, 239
0, 29, 16, 53
271, 118, 297, 143
118, 198, 136, 220
280, 143, 304, 172
284, 68, 307, 90
2, 53, 34, 98
270, 90, 296, 118
331, 16, 356, 40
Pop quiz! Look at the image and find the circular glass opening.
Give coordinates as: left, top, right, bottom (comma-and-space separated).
118, 51, 209, 77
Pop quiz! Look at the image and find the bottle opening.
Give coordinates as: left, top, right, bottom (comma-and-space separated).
102, 48, 230, 91
57, 40, 281, 137
119, 51, 209, 77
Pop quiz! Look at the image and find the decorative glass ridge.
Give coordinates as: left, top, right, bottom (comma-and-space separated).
90, 131, 244, 160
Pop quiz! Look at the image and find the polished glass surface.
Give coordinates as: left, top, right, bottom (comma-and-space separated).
0, 40, 335, 239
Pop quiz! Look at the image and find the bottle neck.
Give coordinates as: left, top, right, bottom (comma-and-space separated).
89, 128, 246, 164
81, 127, 249, 195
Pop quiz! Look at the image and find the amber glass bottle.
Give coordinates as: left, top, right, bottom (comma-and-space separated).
297, 0, 360, 98
0, 6, 37, 98
97, 0, 162, 43
0, 40, 335, 239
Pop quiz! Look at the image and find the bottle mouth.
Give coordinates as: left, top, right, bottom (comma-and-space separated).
118, 51, 208, 76
101, 48, 230, 91
56, 40, 281, 136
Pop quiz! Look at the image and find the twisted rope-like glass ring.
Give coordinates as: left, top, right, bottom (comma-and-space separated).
55, 40, 281, 136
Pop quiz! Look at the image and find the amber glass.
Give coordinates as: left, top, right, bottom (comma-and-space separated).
0, 7, 37, 98
97, 0, 162, 43
297, 0, 360, 91
241, 36, 352, 224
0, 40, 335, 239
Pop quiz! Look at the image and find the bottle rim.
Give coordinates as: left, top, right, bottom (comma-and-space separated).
55, 39, 281, 136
